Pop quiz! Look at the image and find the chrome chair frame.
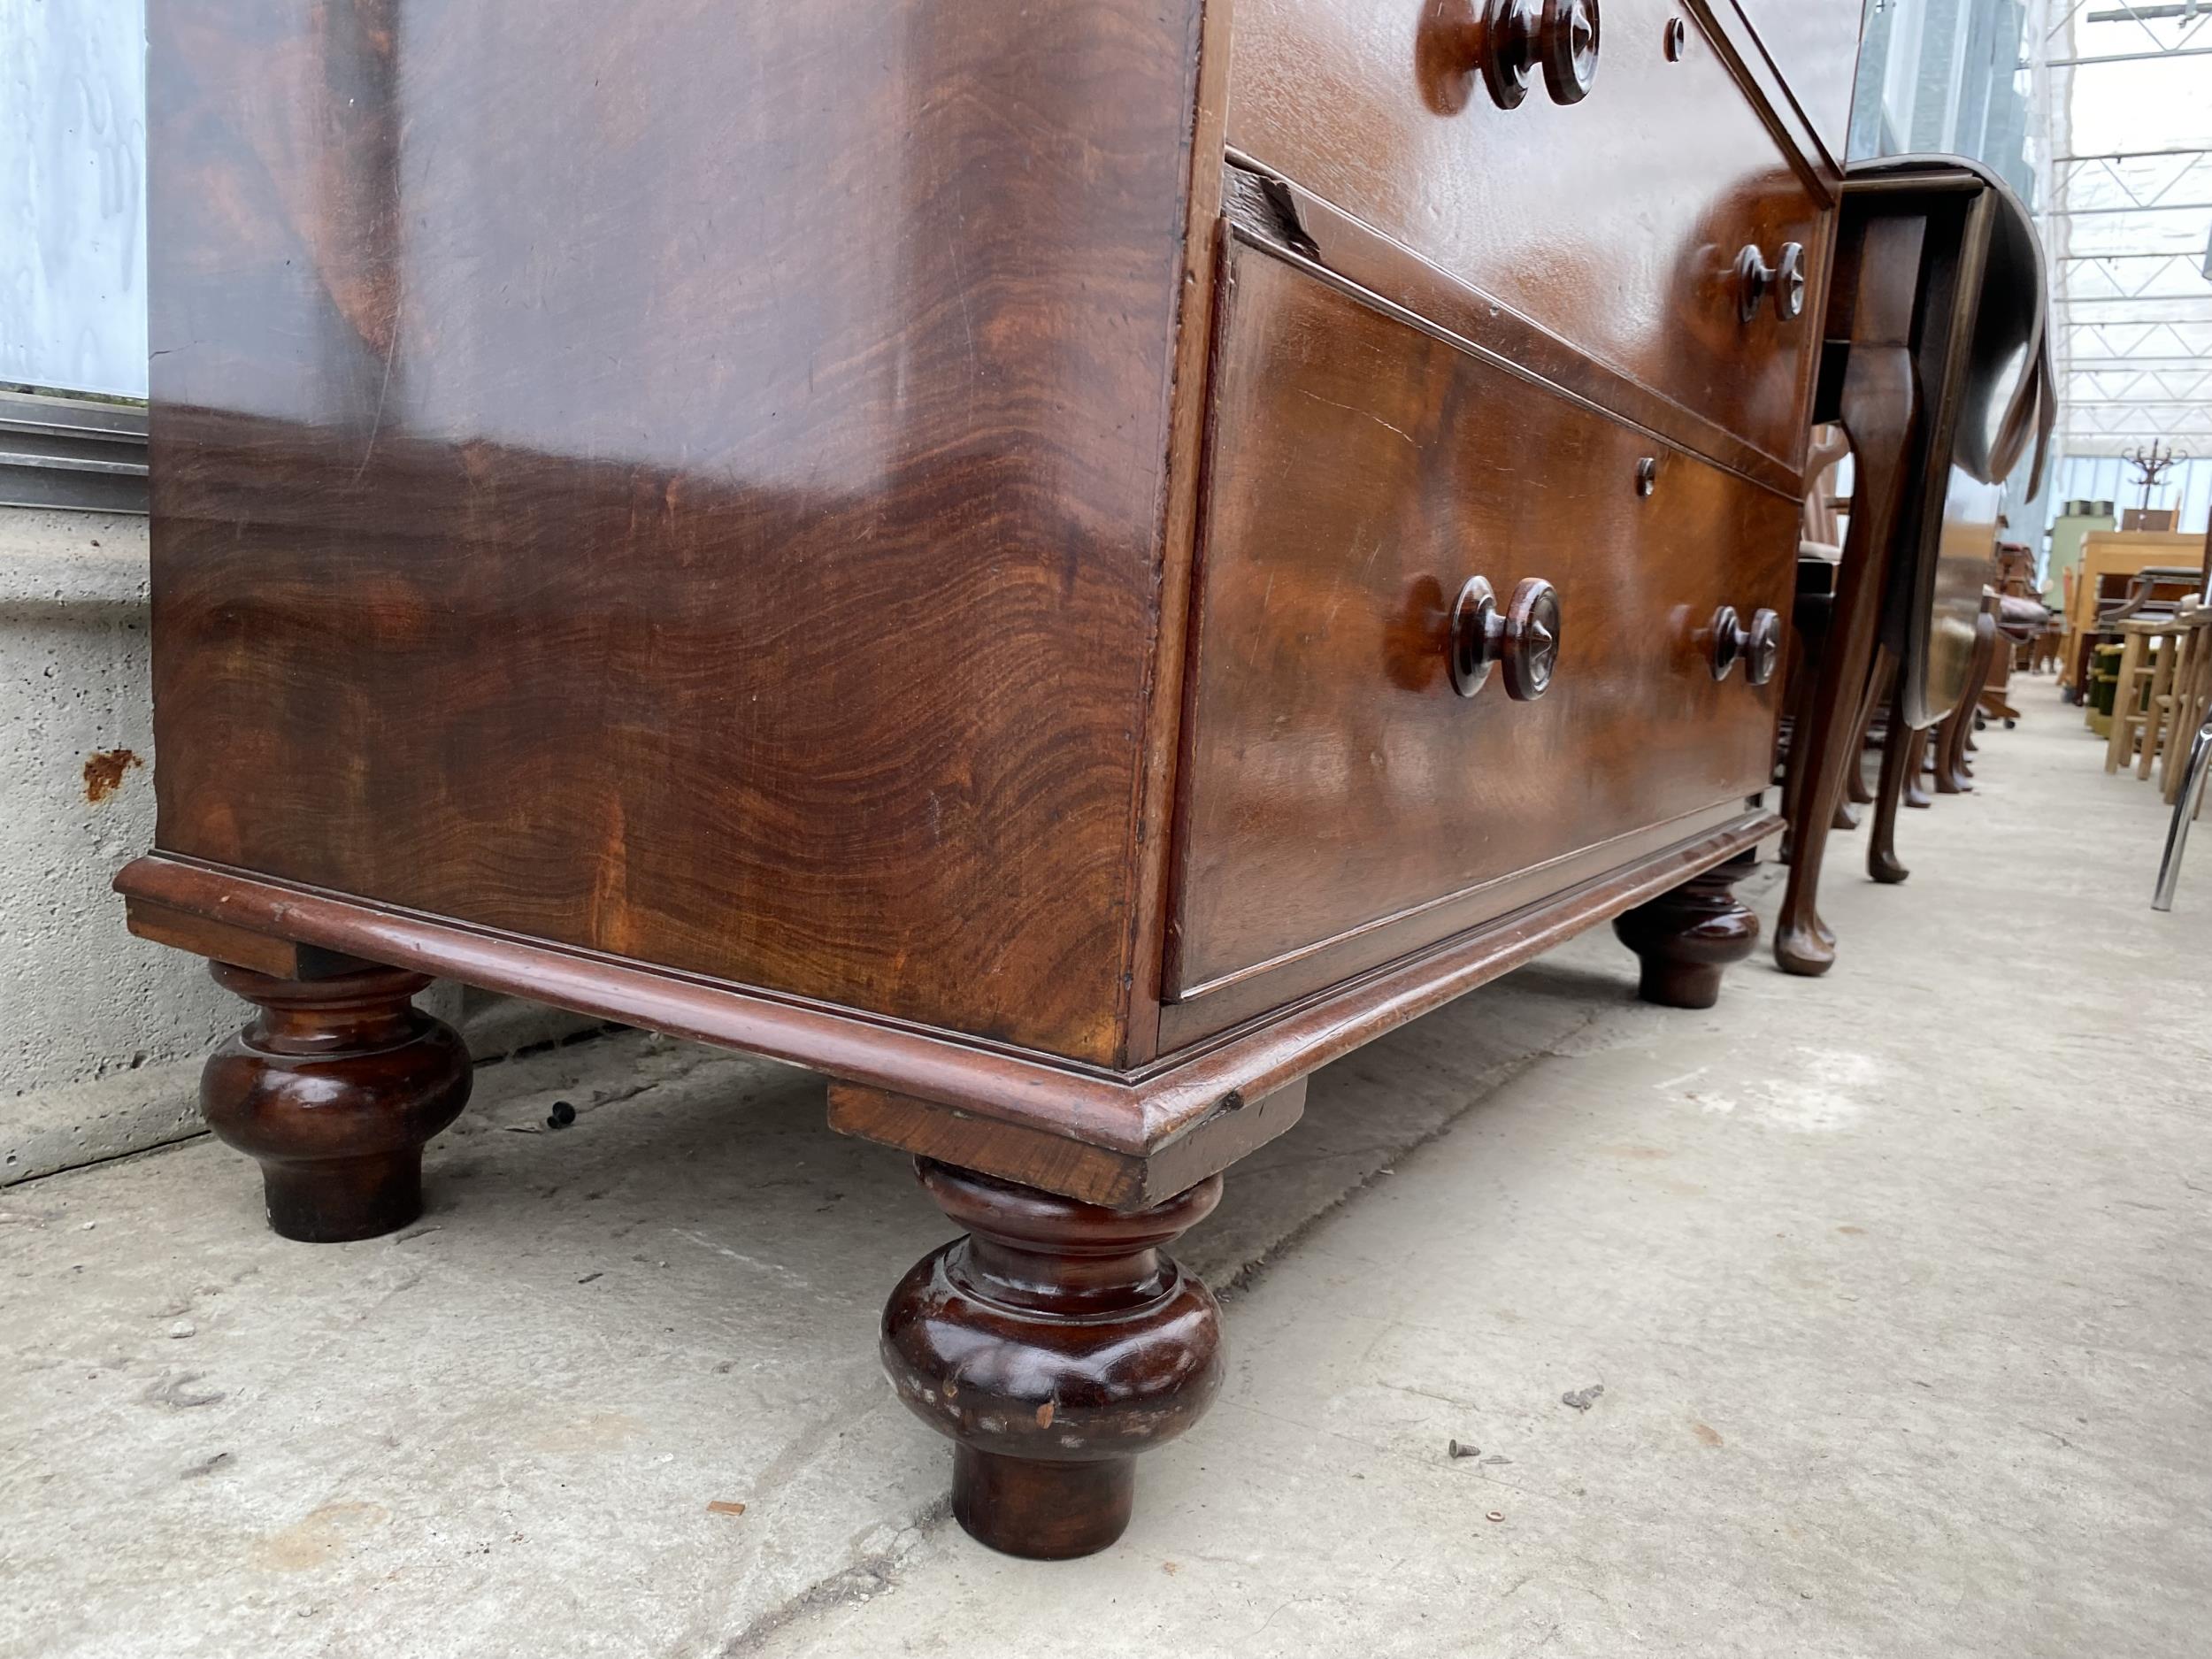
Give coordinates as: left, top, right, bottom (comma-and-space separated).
2153, 713, 2212, 912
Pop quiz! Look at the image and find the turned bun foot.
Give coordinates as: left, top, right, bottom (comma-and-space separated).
1613, 853, 1760, 1008
882, 1160, 1224, 1559
202, 964, 472, 1242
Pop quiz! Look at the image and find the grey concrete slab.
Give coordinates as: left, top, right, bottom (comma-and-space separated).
744, 691, 2212, 1657
3, 687, 2205, 1658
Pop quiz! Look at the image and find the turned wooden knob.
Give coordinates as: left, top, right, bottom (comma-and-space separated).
1449, 575, 1561, 700
1709, 605, 1783, 685
1448, 0, 1602, 109
1539, 0, 1601, 103
1734, 242, 1807, 323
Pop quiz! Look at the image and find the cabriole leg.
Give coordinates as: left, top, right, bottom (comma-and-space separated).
202, 963, 472, 1242
881, 1160, 1224, 1559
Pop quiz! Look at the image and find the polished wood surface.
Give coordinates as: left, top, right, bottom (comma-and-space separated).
125, 810, 1773, 1189
200, 964, 471, 1241
1228, 0, 1831, 465
1934, 598, 2000, 793
1778, 162, 2051, 974
1728, 0, 1865, 162
828, 1079, 1309, 1211
1219, 167, 1801, 498
1774, 202, 1924, 974
1171, 239, 1793, 1001
148, 0, 1213, 1068
882, 1161, 1224, 1558
131, 0, 1858, 1563
1611, 849, 1760, 1008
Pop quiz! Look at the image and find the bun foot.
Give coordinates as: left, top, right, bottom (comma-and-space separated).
202, 964, 472, 1242
882, 1160, 1224, 1559
1613, 853, 1760, 1009
951, 1447, 1135, 1561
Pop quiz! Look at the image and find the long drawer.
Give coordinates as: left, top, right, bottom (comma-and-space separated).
1165, 236, 1794, 1023
1225, 0, 1825, 468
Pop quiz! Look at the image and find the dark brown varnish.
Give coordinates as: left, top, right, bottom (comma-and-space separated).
127, 0, 1853, 1560
882, 1162, 1224, 1558
146, 0, 1213, 1068
1612, 851, 1762, 1009
201, 964, 471, 1241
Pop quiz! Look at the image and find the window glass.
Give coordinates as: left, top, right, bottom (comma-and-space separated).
1, 0, 147, 399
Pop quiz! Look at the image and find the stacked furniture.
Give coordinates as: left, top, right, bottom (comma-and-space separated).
2060, 530, 2206, 697
2106, 608, 2209, 778
122, 0, 1863, 1555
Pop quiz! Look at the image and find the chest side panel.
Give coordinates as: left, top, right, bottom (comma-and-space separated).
146, 0, 1207, 1064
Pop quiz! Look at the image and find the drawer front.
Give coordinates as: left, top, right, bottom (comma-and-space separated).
1167, 240, 1793, 1002
1225, 0, 1826, 466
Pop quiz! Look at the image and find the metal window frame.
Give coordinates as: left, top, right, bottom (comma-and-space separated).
0, 391, 149, 514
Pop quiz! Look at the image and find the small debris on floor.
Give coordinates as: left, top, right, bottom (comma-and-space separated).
167, 1320, 196, 1339
705, 1500, 747, 1517
577, 1271, 603, 1285
1447, 1440, 1479, 1459
546, 1101, 577, 1129
1562, 1383, 1605, 1412
1485, 1510, 1506, 1524
1483, 1455, 1512, 1465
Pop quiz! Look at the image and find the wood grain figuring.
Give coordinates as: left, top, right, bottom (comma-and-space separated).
1170, 241, 1793, 998
1220, 169, 1801, 500
120, 811, 1772, 1183
146, 0, 1209, 1067
1227, 0, 1829, 465
1122, 0, 1241, 1070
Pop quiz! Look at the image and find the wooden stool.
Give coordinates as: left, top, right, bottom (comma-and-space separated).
2108, 614, 2202, 776
2139, 607, 2208, 782
2104, 621, 2162, 769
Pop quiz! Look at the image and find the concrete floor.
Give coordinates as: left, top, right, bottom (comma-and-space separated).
4, 687, 2207, 1658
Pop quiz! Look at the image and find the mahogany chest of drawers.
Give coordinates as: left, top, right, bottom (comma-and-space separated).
122, 0, 1860, 1557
